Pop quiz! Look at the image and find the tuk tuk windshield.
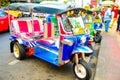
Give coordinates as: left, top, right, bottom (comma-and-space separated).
84, 15, 93, 23
62, 16, 86, 35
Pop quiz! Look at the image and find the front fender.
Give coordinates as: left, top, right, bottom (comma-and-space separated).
16, 38, 35, 47
17, 38, 23, 44
72, 46, 93, 54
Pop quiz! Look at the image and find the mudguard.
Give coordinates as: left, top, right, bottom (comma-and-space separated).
72, 46, 93, 54
16, 38, 36, 47
16, 38, 23, 44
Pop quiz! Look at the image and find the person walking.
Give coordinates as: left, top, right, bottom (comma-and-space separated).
101, 7, 105, 23
110, 4, 118, 28
103, 6, 112, 32
116, 8, 120, 33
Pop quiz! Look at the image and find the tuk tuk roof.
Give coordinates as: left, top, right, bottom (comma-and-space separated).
86, 10, 101, 15
86, 10, 93, 15
33, 4, 67, 14
19, 3, 39, 12
8, 3, 24, 10
57, 8, 86, 15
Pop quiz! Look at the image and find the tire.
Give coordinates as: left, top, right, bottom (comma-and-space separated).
10, 41, 15, 53
73, 60, 92, 80
94, 33, 102, 43
13, 42, 26, 60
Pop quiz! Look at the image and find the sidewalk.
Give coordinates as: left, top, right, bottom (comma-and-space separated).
94, 25, 120, 80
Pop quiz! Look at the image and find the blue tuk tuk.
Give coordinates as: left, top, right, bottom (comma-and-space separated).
10, 6, 93, 80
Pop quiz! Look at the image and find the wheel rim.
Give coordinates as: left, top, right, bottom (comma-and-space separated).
75, 64, 87, 78
13, 44, 20, 58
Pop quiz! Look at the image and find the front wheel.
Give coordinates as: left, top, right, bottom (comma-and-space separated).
73, 60, 92, 80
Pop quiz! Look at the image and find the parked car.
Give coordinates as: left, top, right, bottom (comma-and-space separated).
0, 10, 16, 32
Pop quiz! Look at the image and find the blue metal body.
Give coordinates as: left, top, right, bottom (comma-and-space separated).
10, 33, 92, 66
34, 46, 59, 66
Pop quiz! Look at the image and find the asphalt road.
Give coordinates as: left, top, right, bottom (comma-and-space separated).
0, 32, 100, 80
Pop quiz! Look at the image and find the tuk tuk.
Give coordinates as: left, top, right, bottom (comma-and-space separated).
83, 10, 95, 37
92, 11, 102, 43
83, 10, 102, 43
6, 3, 23, 18
9, 6, 93, 80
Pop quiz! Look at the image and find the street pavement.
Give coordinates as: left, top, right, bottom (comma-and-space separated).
94, 24, 120, 80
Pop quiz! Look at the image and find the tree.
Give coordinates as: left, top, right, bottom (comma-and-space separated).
0, 0, 10, 7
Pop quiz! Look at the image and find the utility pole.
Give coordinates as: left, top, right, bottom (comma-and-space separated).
82, 0, 83, 7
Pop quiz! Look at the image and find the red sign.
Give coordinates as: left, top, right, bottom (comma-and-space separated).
91, 0, 97, 7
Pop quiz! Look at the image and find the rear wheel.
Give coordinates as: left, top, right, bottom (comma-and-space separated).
94, 33, 102, 43
73, 60, 92, 80
13, 42, 26, 60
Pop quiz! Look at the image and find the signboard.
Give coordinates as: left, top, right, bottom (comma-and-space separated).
91, 0, 97, 7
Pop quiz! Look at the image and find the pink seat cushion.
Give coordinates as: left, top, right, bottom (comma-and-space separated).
36, 38, 56, 45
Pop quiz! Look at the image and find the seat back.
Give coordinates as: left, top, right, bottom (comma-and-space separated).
11, 19, 44, 38
33, 20, 44, 36
44, 22, 54, 38
11, 19, 32, 37
18, 20, 28, 33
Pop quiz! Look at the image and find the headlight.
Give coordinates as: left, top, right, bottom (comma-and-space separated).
97, 23, 100, 27
81, 36, 86, 44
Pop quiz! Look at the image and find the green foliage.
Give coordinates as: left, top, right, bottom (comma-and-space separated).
0, 0, 10, 7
